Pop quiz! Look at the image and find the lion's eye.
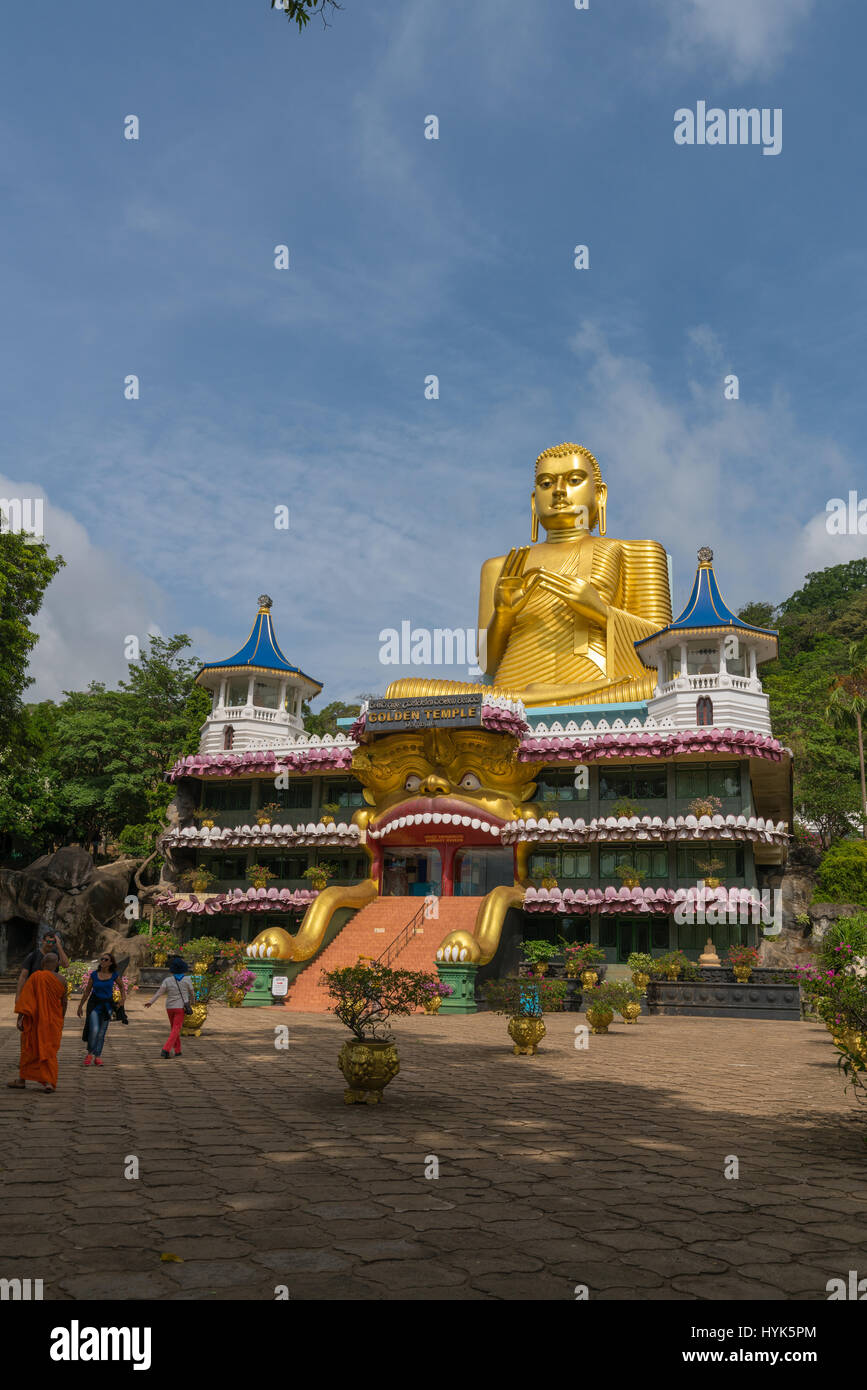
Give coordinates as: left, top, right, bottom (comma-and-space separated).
459, 773, 481, 791
405, 774, 422, 791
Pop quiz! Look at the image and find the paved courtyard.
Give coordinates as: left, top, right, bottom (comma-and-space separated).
2, 1001, 866, 1301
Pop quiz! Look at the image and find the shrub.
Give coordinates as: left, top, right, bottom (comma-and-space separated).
813, 840, 867, 906
322, 963, 435, 1040
817, 911, 867, 965
627, 951, 654, 974
521, 939, 559, 965
483, 976, 545, 1017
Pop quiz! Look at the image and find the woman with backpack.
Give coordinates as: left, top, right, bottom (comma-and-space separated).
144, 956, 194, 1057
78, 952, 126, 1067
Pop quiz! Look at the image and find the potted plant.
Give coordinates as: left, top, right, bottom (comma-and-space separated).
223, 967, 256, 1007
256, 802, 282, 827
149, 927, 179, 968
322, 962, 434, 1103
247, 863, 278, 891
196, 807, 218, 829
180, 866, 216, 895
521, 938, 559, 978
613, 980, 643, 1024
611, 797, 646, 820
420, 977, 454, 1014
688, 795, 723, 820
563, 941, 606, 986
697, 856, 726, 889
727, 943, 760, 982
319, 802, 341, 826
181, 968, 218, 1037
302, 862, 338, 892
186, 935, 223, 973
482, 976, 547, 1055
627, 951, 654, 993
530, 861, 559, 890
614, 862, 646, 890
59, 959, 90, 996
537, 978, 568, 1013
584, 979, 621, 1034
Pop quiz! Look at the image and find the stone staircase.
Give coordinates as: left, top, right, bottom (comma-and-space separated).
0, 969, 20, 996
283, 896, 483, 1013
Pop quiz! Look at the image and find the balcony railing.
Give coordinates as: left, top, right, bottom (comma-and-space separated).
656, 673, 761, 696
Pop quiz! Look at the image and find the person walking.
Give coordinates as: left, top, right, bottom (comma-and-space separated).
78, 952, 125, 1067
144, 956, 193, 1057
7, 952, 67, 1093
14, 928, 69, 1004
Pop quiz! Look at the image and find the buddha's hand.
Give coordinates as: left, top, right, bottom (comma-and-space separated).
492, 548, 543, 618
536, 571, 607, 621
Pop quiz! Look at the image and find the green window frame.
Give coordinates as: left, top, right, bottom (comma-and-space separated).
599, 846, 669, 879
205, 783, 252, 812
528, 849, 591, 880
675, 763, 741, 800
325, 780, 365, 810
598, 767, 667, 800
275, 781, 314, 810
676, 844, 745, 879
536, 770, 590, 804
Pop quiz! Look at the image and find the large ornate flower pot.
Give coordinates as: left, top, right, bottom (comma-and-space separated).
665, 967, 682, 981
732, 965, 752, 983
587, 1005, 614, 1034
580, 968, 598, 989
533, 963, 548, 978
181, 1003, 208, 1037
620, 1001, 642, 1024
423, 996, 442, 1015
632, 971, 650, 994
338, 1040, 400, 1104
507, 1015, 546, 1055
153, 952, 167, 969
193, 959, 210, 975
227, 989, 246, 1008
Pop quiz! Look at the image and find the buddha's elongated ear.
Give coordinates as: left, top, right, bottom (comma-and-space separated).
530, 492, 539, 543
596, 483, 608, 537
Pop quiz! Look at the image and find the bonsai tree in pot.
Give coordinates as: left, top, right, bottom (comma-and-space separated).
651, 949, 700, 981
627, 951, 654, 992
530, 861, 559, 890
186, 935, 224, 971
196, 807, 218, 829
563, 941, 606, 985
247, 863, 278, 891
302, 862, 338, 892
149, 927, 179, 967
584, 979, 626, 1034
483, 976, 547, 1055
697, 856, 726, 889
688, 795, 723, 820
180, 866, 216, 895
420, 978, 454, 1014
322, 962, 435, 1103
256, 801, 282, 827
614, 862, 646, 891
611, 797, 646, 820
319, 802, 341, 826
521, 938, 559, 978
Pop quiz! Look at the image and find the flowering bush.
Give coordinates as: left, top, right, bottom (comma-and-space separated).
727, 944, 760, 969
59, 960, 90, 991
563, 942, 606, 969
793, 950, 867, 1101
688, 795, 723, 819
421, 978, 454, 998
149, 929, 179, 958
483, 977, 544, 1018
229, 968, 256, 994
651, 950, 701, 980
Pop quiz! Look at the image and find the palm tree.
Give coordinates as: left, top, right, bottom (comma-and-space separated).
827, 639, 867, 841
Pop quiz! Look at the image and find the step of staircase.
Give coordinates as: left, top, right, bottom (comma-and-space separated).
283, 897, 482, 1013
0, 971, 20, 995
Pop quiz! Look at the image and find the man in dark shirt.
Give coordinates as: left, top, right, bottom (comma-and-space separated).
15, 930, 70, 1005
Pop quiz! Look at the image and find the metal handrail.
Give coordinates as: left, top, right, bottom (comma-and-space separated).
376, 902, 427, 968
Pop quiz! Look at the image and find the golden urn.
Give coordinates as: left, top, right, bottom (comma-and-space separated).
666, 966, 682, 981
153, 952, 167, 969
587, 1005, 614, 1034
632, 971, 650, 993
580, 968, 599, 988
732, 965, 752, 983
620, 1001, 642, 1024
423, 996, 443, 1015
181, 1003, 208, 1037
338, 1039, 400, 1104
193, 959, 209, 974
507, 1015, 547, 1056
227, 989, 245, 1008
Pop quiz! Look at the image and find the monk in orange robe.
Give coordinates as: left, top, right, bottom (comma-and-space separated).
8, 954, 67, 1093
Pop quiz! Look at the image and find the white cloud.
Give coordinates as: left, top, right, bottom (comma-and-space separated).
657, 0, 815, 79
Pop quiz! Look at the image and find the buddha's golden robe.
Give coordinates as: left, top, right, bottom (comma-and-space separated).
387, 536, 671, 707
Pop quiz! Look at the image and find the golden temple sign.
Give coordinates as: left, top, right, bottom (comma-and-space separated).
366, 695, 483, 732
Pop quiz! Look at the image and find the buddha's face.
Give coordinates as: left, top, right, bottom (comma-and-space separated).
534, 453, 598, 534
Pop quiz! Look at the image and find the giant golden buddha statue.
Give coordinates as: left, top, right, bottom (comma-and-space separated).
387, 443, 672, 707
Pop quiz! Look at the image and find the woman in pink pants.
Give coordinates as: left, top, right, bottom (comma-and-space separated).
144, 956, 194, 1057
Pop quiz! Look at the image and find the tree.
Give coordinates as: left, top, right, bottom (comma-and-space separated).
737, 601, 777, 629
796, 770, 862, 850
271, 0, 342, 30
827, 639, 867, 840
0, 530, 64, 748
302, 699, 360, 737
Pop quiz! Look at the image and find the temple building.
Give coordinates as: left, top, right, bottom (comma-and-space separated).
155, 444, 792, 1008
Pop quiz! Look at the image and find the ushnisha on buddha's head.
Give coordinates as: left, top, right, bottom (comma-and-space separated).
530, 443, 607, 541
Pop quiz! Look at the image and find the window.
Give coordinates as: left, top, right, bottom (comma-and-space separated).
223, 725, 234, 750
598, 767, 667, 800
275, 781, 313, 810
598, 920, 617, 950
599, 846, 669, 879
259, 854, 310, 879
201, 854, 248, 881
676, 844, 745, 879
675, 763, 741, 800
226, 679, 248, 707
687, 644, 718, 675
536, 770, 590, 804
253, 679, 279, 709
205, 783, 252, 812
325, 780, 365, 810
696, 697, 713, 727
528, 849, 591, 879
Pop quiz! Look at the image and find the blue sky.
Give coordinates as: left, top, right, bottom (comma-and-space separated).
2, 0, 865, 707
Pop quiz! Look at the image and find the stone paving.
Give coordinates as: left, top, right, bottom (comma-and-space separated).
1, 1000, 866, 1301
